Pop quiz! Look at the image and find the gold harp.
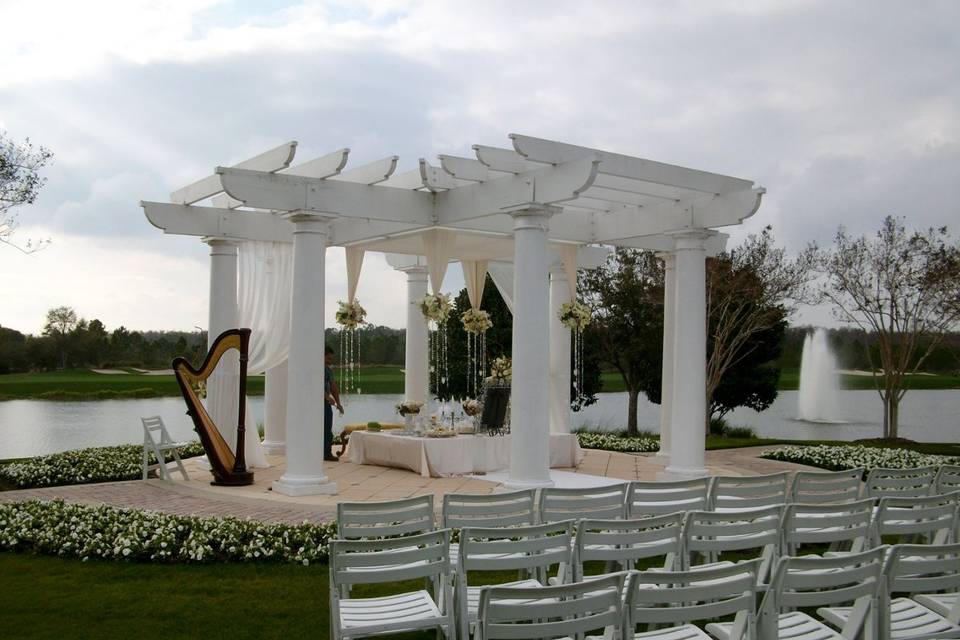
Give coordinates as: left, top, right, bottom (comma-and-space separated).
172, 328, 254, 486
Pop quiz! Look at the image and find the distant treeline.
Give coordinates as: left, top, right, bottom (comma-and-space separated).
0, 321, 406, 373
779, 326, 960, 373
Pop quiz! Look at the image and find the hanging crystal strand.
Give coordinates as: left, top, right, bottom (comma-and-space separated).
355, 330, 361, 393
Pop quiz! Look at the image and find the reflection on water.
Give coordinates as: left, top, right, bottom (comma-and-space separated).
1, 390, 958, 459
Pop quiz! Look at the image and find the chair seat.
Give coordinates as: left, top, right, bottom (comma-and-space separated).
913, 592, 959, 619
820, 597, 960, 639
339, 590, 447, 636
629, 623, 713, 639
709, 610, 843, 640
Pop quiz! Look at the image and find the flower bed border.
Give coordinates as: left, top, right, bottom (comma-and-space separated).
761, 444, 960, 472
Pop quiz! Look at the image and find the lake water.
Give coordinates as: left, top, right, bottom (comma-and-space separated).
1, 390, 958, 459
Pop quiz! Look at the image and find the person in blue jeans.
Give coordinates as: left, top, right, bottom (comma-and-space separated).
324, 345, 344, 461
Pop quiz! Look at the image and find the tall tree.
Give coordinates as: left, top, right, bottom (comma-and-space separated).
43, 306, 78, 368
0, 131, 52, 253
580, 249, 664, 434
706, 227, 814, 431
818, 216, 960, 439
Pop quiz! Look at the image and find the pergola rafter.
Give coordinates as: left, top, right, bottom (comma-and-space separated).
142, 133, 766, 494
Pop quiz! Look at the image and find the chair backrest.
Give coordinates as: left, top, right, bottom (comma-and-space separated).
875, 491, 960, 545
782, 498, 875, 555
141, 415, 171, 444
791, 468, 863, 504
884, 542, 960, 598
761, 547, 885, 639
538, 484, 627, 523
626, 477, 710, 518
459, 520, 574, 577
626, 560, 760, 639
336, 495, 435, 539
865, 466, 937, 500
710, 472, 789, 511
477, 572, 626, 640
574, 512, 684, 580
683, 505, 783, 583
441, 489, 536, 529
936, 465, 960, 496
329, 528, 450, 589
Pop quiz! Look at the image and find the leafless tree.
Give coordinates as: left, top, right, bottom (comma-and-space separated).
1, 131, 53, 253
818, 216, 960, 439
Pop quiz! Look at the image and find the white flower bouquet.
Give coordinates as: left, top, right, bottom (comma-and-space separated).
395, 400, 423, 416
419, 293, 453, 324
335, 299, 367, 329
462, 399, 483, 416
461, 308, 492, 334
559, 301, 591, 331
486, 356, 511, 385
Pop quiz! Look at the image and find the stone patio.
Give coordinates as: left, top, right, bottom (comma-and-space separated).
0, 446, 812, 524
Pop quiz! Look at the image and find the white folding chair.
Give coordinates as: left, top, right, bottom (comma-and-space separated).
141, 415, 189, 481
456, 520, 575, 639
908, 543, 960, 629
329, 529, 455, 640
936, 466, 960, 496
336, 495, 435, 540
791, 468, 864, 504
626, 477, 710, 518
682, 505, 783, 589
751, 548, 885, 640
782, 498, 875, 557
865, 466, 938, 500
709, 472, 789, 512
573, 512, 685, 582
442, 490, 537, 568
626, 560, 761, 640
820, 543, 960, 639
874, 491, 960, 547
539, 484, 629, 523
476, 572, 626, 640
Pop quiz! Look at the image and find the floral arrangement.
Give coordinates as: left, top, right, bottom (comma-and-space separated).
559, 301, 591, 331
0, 499, 337, 565
395, 400, 423, 416
0, 442, 206, 489
461, 308, 493, 334
462, 399, 483, 416
419, 293, 453, 324
487, 356, 511, 384
761, 444, 960, 472
576, 432, 660, 453
335, 299, 367, 329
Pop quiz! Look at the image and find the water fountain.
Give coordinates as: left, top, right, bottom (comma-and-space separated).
797, 327, 843, 423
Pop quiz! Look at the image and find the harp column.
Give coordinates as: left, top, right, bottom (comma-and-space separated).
665, 230, 714, 478
506, 205, 557, 489
656, 251, 676, 461
273, 212, 337, 496
204, 237, 240, 448
548, 263, 571, 435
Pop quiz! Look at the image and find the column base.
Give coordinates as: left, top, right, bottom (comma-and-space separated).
655, 449, 671, 459
661, 465, 708, 481
261, 441, 286, 455
503, 476, 555, 490
272, 475, 337, 496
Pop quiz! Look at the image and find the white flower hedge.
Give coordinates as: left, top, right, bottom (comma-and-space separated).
577, 432, 660, 454
0, 442, 206, 489
761, 444, 960, 471
0, 499, 337, 564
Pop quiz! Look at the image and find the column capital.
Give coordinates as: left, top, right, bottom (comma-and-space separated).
395, 264, 429, 279
508, 204, 559, 232
655, 251, 676, 265
666, 228, 718, 251
202, 237, 239, 253
548, 263, 568, 278
283, 211, 333, 232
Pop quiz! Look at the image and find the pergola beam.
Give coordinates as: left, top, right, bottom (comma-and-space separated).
142, 201, 292, 242
170, 141, 297, 205
329, 155, 399, 184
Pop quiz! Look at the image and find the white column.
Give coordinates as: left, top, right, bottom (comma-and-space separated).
400, 265, 430, 406
548, 264, 571, 435
273, 213, 337, 496
507, 206, 556, 488
261, 361, 287, 455
203, 238, 239, 449
656, 252, 676, 460
665, 230, 713, 478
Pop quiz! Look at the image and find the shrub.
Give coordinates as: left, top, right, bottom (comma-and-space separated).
761, 444, 960, 472
576, 432, 660, 453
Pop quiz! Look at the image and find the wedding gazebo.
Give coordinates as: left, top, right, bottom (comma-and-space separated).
142, 134, 763, 496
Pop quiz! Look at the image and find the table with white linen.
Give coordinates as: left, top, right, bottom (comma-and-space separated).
347, 431, 584, 478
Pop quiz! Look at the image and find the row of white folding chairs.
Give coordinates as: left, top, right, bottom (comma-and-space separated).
329, 533, 960, 639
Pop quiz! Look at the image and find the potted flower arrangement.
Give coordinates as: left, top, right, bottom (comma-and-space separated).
486, 355, 512, 386
395, 400, 423, 432
462, 398, 483, 416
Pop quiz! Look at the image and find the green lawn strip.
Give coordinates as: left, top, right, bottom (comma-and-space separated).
601, 369, 960, 392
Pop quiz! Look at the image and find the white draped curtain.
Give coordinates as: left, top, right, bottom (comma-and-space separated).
421, 229, 457, 293
461, 260, 488, 310
222, 240, 294, 468
345, 247, 365, 302
487, 262, 515, 312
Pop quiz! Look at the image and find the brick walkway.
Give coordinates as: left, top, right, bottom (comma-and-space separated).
0, 446, 809, 524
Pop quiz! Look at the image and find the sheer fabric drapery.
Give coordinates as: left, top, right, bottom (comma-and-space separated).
421, 229, 457, 293
461, 260, 488, 310
487, 262, 515, 312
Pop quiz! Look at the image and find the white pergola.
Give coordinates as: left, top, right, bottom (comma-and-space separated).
142, 134, 764, 495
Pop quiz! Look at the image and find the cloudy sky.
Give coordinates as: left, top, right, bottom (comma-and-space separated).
1, 0, 957, 335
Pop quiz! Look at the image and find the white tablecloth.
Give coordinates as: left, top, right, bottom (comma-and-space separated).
347, 432, 584, 478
